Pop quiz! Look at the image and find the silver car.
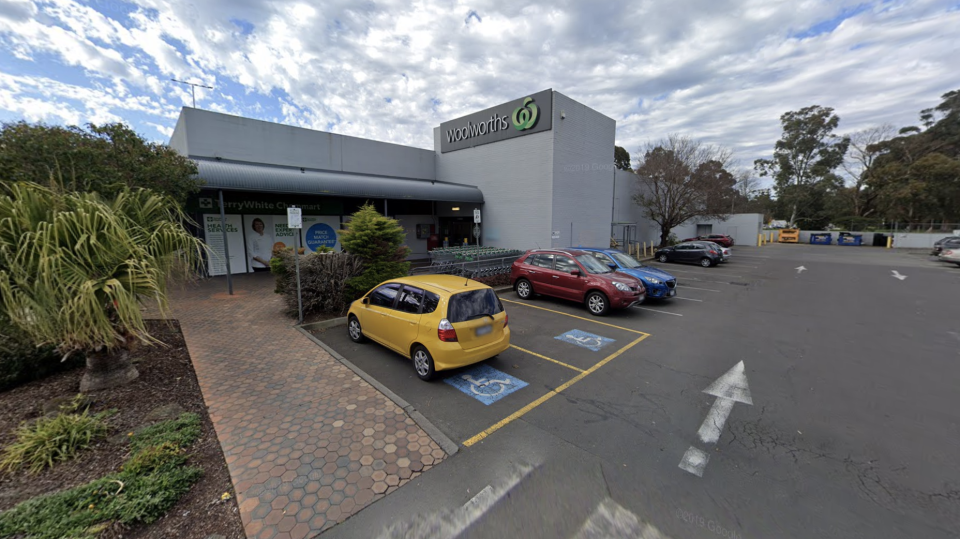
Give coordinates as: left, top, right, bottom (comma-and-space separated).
704, 241, 732, 262
939, 246, 960, 267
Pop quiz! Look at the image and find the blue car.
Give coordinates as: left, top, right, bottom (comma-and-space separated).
574, 247, 678, 301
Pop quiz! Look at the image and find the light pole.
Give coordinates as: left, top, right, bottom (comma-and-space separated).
171, 79, 213, 108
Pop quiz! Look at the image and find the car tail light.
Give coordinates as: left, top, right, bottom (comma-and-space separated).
709, 250, 717, 255
504, 314, 508, 327
438, 318, 458, 342
946, 250, 955, 256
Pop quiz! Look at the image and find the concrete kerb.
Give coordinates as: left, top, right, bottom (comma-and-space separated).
294, 325, 460, 457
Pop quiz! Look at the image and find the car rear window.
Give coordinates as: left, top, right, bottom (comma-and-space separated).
447, 288, 503, 323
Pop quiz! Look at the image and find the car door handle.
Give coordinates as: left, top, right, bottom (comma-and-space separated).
528, 270, 538, 274
552, 275, 560, 278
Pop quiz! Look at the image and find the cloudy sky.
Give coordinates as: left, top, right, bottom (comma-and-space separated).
0, 0, 958, 177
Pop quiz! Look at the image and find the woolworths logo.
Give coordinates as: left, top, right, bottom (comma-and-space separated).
512, 97, 539, 131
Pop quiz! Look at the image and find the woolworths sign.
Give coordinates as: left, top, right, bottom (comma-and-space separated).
440, 89, 553, 153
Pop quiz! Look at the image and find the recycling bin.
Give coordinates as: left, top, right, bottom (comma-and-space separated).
837, 234, 863, 246
810, 233, 832, 245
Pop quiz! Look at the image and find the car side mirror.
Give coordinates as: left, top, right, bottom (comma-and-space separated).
362, 297, 369, 305
607, 263, 616, 269
570, 270, 581, 276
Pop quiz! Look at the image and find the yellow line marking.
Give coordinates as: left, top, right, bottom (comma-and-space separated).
463, 333, 649, 447
510, 345, 585, 373
500, 298, 650, 336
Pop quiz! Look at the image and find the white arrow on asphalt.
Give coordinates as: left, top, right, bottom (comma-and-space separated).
891, 270, 907, 281
679, 361, 752, 477
795, 266, 807, 274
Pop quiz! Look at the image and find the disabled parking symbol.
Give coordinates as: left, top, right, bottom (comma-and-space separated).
443, 364, 528, 405
555, 329, 616, 352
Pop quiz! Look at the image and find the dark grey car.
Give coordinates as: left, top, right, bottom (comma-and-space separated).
654, 242, 723, 267
932, 236, 960, 255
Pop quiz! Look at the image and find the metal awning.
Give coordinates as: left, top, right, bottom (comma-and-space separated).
193, 158, 484, 203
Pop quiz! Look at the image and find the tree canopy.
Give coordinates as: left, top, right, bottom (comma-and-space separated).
0, 122, 202, 206
632, 135, 736, 246
614, 145, 632, 171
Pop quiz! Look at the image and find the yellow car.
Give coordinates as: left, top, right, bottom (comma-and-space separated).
346, 275, 510, 380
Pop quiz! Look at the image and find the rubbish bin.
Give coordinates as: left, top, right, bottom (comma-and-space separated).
837, 234, 863, 246
810, 233, 832, 245
873, 233, 888, 247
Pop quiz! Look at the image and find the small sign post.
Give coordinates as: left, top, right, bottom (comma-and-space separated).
474, 209, 481, 224
287, 207, 304, 324
473, 209, 481, 277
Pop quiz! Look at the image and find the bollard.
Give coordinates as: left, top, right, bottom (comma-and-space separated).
758, 234, 762, 247
642, 242, 646, 257
886, 236, 893, 249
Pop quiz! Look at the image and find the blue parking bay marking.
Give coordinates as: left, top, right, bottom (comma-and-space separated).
554, 329, 616, 352
444, 364, 528, 406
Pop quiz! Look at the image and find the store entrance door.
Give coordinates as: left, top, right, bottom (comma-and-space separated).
440, 217, 478, 247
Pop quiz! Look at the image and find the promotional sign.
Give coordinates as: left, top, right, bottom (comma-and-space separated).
188, 192, 342, 215
301, 216, 341, 252
203, 214, 246, 276
273, 219, 298, 251
243, 215, 275, 272
439, 89, 553, 153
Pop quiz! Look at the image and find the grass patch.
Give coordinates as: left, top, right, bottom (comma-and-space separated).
0, 413, 204, 539
0, 402, 113, 474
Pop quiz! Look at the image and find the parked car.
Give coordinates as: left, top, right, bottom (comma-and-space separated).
932, 236, 960, 255
939, 246, 960, 267
576, 247, 678, 301
510, 249, 645, 315
702, 241, 732, 261
682, 234, 734, 247
347, 275, 510, 381
654, 242, 723, 267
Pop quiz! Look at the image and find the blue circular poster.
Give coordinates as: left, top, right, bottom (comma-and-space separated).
305, 223, 337, 251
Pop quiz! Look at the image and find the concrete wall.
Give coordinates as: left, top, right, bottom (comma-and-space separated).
435, 126, 554, 250
395, 214, 435, 257
551, 92, 616, 249
170, 107, 436, 180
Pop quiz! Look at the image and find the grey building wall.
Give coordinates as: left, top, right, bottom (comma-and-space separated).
671, 214, 763, 246
434, 126, 554, 250
551, 92, 616, 249
613, 168, 663, 246
169, 108, 435, 180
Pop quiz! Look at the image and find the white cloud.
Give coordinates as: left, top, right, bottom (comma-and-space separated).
0, 0, 956, 178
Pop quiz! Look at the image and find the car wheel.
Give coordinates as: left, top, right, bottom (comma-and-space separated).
658, 254, 669, 263
585, 291, 610, 316
516, 278, 534, 299
412, 345, 436, 381
347, 315, 366, 343
700, 257, 713, 268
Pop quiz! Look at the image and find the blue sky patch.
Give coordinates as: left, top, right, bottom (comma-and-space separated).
443, 364, 527, 406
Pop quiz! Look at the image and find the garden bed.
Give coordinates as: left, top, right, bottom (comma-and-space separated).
0, 320, 244, 539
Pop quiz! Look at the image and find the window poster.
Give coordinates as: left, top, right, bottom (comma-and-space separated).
243, 215, 275, 272
203, 214, 247, 276
301, 216, 341, 252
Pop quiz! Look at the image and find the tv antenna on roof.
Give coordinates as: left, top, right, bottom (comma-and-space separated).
171, 79, 213, 108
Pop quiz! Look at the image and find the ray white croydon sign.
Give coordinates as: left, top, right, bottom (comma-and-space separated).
440, 89, 553, 153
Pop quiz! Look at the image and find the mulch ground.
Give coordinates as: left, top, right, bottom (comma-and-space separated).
0, 320, 245, 539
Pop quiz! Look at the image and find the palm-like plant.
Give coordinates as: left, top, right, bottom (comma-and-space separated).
0, 182, 205, 391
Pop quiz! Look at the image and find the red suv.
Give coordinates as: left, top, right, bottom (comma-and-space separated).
682, 234, 734, 247
510, 249, 645, 316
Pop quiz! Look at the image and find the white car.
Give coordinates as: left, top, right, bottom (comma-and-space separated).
939, 248, 960, 267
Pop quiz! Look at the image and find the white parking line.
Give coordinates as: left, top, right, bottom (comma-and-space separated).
678, 285, 721, 292
636, 306, 684, 316
655, 267, 745, 279
672, 296, 703, 302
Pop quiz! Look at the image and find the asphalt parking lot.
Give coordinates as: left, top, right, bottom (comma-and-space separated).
316, 244, 960, 539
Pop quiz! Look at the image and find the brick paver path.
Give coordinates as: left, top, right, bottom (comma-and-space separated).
168, 273, 445, 539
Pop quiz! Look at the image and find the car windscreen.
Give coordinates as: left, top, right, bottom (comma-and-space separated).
575, 254, 611, 274
611, 251, 642, 268
447, 288, 504, 323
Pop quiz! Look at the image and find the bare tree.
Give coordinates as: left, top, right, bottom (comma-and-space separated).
840, 124, 894, 218
632, 135, 735, 247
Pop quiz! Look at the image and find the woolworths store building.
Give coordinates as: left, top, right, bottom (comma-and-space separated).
171, 89, 644, 276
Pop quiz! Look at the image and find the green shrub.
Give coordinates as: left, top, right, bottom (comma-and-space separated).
0, 408, 113, 474
129, 412, 201, 453
273, 250, 364, 316
0, 413, 203, 539
0, 315, 83, 391
339, 203, 411, 300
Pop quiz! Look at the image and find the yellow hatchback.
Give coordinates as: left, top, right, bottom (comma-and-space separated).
346, 275, 510, 380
